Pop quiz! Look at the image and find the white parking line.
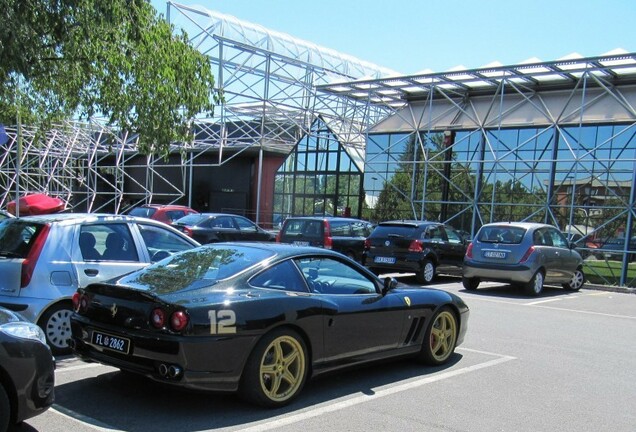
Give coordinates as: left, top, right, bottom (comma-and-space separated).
55, 362, 109, 373
525, 291, 609, 306
236, 349, 516, 432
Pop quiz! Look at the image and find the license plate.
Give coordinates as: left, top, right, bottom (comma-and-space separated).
484, 251, 507, 259
91, 330, 131, 354
374, 256, 396, 264
293, 241, 310, 246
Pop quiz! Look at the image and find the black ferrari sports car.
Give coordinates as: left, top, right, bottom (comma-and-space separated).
70, 243, 469, 407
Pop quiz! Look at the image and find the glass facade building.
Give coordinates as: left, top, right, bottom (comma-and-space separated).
320, 54, 636, 287
273, 119, 364, 224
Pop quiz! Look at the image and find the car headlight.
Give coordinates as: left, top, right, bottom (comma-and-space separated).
0, 322, 47, 345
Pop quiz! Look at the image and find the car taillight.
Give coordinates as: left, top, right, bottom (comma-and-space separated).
520, 246, 535, 263
465, 242, 473, 258
183, 226, 193, 237
275, 231, 281, 242
323, 221, 332, 249
170, 311, 189, 332
20, 224, 50, 288
408, 239, 423, 252
72, 292, 90, 313
364, 239, 371, 250
151, 308, 166, 329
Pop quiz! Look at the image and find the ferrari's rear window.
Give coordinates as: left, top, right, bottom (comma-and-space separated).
121, 245, 275, 294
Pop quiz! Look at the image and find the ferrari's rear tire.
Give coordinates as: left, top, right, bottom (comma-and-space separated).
240, 329, 308, 408
417, 307, 458, 365
416, 259, 436, 285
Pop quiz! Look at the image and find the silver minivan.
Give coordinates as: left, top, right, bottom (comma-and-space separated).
0, 213, 199, 354
462, 222, 585, 295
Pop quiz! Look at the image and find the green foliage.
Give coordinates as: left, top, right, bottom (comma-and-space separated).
0, 0, 218, 157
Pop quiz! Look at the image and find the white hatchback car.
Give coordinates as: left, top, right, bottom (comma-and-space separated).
0, 213, 199, 354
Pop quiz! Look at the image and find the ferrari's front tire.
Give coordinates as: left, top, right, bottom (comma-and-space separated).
240, 329, 308, 408
417, 307, 458, 366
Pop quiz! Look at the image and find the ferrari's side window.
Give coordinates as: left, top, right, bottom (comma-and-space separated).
295, 257, 377, 295
249, 260, 308, 292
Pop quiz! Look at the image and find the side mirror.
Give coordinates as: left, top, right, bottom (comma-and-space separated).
382, 277, 398, 295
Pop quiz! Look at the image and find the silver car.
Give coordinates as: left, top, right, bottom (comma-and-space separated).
0, 213, 199, 354
462, 222, 585, 295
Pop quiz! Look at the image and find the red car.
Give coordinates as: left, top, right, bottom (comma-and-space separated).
128, 204, 198, 225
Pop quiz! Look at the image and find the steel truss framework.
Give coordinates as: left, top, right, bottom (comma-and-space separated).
0, 2, 391, 219
318, 52, 636, 287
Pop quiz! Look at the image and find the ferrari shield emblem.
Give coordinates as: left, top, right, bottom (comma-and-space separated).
404, 296, 411, 307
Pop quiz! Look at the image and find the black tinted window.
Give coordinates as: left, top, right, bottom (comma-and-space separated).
371, 225, 419, 238
129, 207, 156, 218
0, 220, 42, 258
329, 221, 350, 236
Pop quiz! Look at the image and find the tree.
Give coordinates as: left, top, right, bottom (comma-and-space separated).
0, 0, 219, 158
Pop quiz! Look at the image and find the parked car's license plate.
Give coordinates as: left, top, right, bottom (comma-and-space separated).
91, 330, 131, 354
293, 241, 310, 246
374, 256, 396, 264
484, 251, 507, 259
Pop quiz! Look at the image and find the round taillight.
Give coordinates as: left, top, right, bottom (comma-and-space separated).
170, 311, 189, 332
151, 308, 166, 329
79, 295, 89, 313
73, 292, 89, 313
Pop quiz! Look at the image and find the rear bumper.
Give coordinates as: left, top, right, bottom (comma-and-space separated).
364, 253, 422, 273
70, 316, 256, 393
462, 261, 534, 284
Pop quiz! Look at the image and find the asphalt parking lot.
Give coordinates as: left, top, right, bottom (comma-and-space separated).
20, 276, 636, 432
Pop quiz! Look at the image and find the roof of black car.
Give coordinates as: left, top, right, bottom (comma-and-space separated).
379, 220, 440, 227
284, 216, 368, 222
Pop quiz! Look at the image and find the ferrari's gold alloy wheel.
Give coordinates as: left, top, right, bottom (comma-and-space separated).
429, 310, 457, 363
259, 335, 306, 403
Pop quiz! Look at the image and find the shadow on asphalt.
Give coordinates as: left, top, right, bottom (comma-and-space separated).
46, 353, 464, 431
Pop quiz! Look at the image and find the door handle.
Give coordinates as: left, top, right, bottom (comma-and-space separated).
84, 269, 99, 277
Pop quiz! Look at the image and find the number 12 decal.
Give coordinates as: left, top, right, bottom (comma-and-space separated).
208, 310, 237, 334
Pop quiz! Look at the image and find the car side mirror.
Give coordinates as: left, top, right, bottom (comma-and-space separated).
382, 277, 398, 295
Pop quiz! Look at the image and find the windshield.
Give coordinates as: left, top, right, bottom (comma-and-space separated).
173, 214, 207, 225
120, 245, 275, 294
129, 207, 156, 218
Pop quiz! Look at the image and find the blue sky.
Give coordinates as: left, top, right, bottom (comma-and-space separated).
152, 0, 635, 75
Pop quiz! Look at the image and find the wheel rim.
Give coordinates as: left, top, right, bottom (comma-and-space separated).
45, 308, 73, 349
259, 335, 306, 403
429, 311, 457, 362
423, 262, 434, 282
570, 270, 584, 289
533, 272, 544, 294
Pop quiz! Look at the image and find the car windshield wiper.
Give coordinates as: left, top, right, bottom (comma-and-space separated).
388, 234, 404, 238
